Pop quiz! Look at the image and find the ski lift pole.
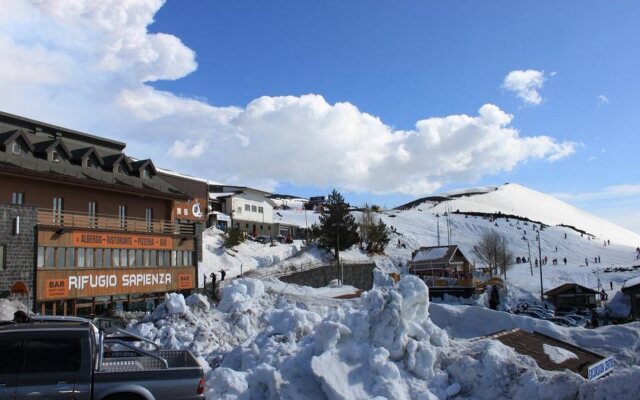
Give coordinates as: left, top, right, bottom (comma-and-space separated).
537, 232, 544, 303
527, 240, 533, 276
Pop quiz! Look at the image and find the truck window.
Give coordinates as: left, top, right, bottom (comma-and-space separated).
23, 337, 81, 373
0, 339, 22, 374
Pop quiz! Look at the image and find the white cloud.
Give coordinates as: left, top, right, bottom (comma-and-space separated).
0, 1, 576, 196
598, 95, 609, 106
502, 69, 546, 105
552, 184, 640, 202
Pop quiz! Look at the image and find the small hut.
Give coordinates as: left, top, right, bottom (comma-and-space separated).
621, 277, 640, 317
544, 283, 600, 309
408, 245, 474, 292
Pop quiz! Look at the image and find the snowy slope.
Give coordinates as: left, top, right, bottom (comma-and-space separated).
410, 183, 640, 247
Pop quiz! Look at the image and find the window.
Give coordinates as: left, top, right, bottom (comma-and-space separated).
251, 205, 257, 212
67, 248, 75, 268
128, 250, 135, 267
163, 251, 170, 267
45, 247, 54, 268
112, 249, 120, 267
77, 248, 85, 268
52, 197, 63, 224
258, 206, 264, 213
120, 249, 127, 267
118, 205, 127, 229
51, 150, 61, 163
158, 250, 165, 266
171, 250, 177, 266
136, 250, 142, 266
56, 248, 65, 268
150, 250, 157, 266
143, 250, 150, 266
37, 247, 44, 268
86, 249, 94, 267
86, 157, 95, 168
11, 192, 24, 205
88, 202, 97, 228
104, 249, 112, 267
182, 251, 189, 266
0, 338, 21, 374
96, 249, 103, 267
116, 163, 124, 174
142, 168, 151, 179
145, 208, 153, 231
24, 337, 81, 373
11, 142, 21, 155
245, 204, 250, 211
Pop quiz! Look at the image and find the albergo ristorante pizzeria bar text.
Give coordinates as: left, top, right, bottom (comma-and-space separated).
0, 111, 205, 316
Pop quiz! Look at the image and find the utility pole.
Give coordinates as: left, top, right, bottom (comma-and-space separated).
527, 240, 533, 276
537, 232, 544, 303
436, 214, 441, 246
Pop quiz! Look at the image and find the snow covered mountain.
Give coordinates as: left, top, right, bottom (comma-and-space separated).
395, 183, 640, 247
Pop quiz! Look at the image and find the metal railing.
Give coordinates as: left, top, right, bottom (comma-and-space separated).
38, 209, 195, 235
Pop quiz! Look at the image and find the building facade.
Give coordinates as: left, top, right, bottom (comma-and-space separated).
0, 111, 202, 316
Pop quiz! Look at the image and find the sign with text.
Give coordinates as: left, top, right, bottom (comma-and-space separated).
172, 198, 206, 222
72, 232, 173, 250
37, 267, 196, 300
587, 356, 615, 380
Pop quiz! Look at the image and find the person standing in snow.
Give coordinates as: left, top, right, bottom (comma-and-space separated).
610, 281, 613, 290
585, 258, 589, 266
220, 269, 226, 281
608, 239, 610, 246
563, 257, 567, 265
564, 233, 567, 239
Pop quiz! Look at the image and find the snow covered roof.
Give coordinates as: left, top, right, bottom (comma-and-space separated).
621, 276, 640, 291
209, 192, 236, 200
489, 329, 605, 379
544, 283, 599, 296
410, 245, 460, 264
156, 167, 208, 183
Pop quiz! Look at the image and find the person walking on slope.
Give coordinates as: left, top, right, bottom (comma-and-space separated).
220, 269, 226, 281
563, 257, 567, 266
585, 258, 589, 266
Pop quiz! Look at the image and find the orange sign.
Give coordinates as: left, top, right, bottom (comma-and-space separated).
38, 268, 196, 299
45, 279, 69, 298
172, 198, 206, 221
178, 274, 193, 289
72, 232, 172, 250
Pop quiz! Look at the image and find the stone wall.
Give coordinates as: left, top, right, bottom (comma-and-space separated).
0, 203, 37, 310
279, 262, 375, 290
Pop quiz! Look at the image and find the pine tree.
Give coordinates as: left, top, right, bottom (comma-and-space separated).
318, 189, 359, 257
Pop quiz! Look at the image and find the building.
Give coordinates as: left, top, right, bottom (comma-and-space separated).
487, 329, 614, 380
544, 283, 601, 309
207, 183, 294, 237
408, 245, 475, 298
0, 111, 202, 316
621, 277, 640, 317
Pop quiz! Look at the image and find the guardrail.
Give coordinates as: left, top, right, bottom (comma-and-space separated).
37, 209, 195, 235
246, 258, 376, 279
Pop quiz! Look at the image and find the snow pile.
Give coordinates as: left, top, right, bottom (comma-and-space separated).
151, 293, 188, 320
207, 275, 450, 399
543, 344, 578, 364
0, 298, 28, 321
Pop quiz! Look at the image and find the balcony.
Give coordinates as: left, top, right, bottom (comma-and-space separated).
37, 209, 195, 236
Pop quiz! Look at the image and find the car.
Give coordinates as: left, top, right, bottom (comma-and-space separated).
526, 306, 554, 317
545, 316, 578, 327
555, 306, 578, 314
522, 310, 548, 319
562, 314, 589, 327
256, 235, 272, 244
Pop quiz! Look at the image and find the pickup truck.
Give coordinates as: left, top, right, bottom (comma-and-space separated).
0, 316, 206, 400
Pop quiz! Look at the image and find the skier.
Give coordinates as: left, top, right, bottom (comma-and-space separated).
535, 259, 539, 268
585, 258, 589, 266
564, 233, 567, 239
220, 269, 226, 281
610, 281, 613, 291
608, 240, 610, 246
563, 257, 567, 265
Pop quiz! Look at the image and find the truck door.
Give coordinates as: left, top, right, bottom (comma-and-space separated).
15, 335, 81, 400
0, 335, 21, 400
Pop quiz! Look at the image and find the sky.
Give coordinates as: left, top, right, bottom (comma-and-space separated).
0, 0, 639, 233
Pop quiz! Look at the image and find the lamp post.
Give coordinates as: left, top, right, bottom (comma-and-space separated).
537, 231, 544, 303
436, 214, 441, 246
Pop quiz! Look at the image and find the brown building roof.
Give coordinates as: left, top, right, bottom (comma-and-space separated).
545, 283, 599, 297
410, 245, 466, 265
488, 329, 605, 379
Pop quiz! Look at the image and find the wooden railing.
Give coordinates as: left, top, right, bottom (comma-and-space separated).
38, 209, 195, 235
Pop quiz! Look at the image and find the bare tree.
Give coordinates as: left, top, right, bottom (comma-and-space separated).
472, 230, 513, 278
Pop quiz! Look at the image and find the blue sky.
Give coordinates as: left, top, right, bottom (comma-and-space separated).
1, 1, 639, 232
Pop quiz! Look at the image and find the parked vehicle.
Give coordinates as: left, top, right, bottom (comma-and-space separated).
555, 306, 578, 315
545, 316, 578, 327
526, 306, 554, 318
0, 317, 205, 400
522, 310, 548, 319
562, 314, 589, 327
256, 235, 272, 244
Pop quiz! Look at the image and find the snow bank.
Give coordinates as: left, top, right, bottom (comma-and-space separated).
0, 298, 27, 321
